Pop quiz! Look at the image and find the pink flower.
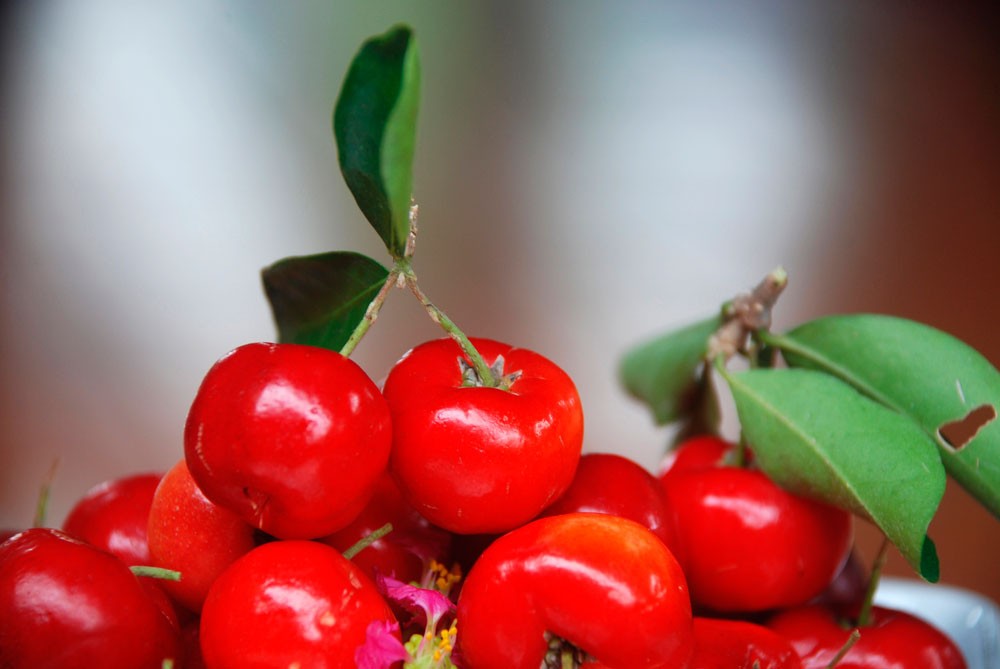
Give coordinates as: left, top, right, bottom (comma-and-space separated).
355, 619, 410, 669
375, 572, 456, 630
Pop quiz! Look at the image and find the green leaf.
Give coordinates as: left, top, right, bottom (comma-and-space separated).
261, 251, 389, 352
772, 314, 1000, 519
334, 24, 420, 258
619, 315, 722, 425
724, 367, 945, 581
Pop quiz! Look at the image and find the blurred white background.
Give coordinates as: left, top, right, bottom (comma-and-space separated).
2, 2, 998, 599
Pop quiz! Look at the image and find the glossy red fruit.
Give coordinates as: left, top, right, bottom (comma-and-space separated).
383, 337, 584, 534
147, 458, 257, 612
200, 540, 397, 668
658, 434, 734, 479
767, 603, 967, 668
184, 342, 392, 539
541, 452, 675, 547
689, 617, 802, 668
0, 528, 180, 668
61, 471, 162, 566
660, 441, 853, 613
456, 513, 694, 669
319, 471, 451, 584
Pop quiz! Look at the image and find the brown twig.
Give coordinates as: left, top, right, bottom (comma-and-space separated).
707, 267, 788, 361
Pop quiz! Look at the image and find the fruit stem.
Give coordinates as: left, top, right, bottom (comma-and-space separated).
130, 566, 182, 581
343, 522, 393, 560
33, 457, 60, 527
560, 648, 575, 669
732, 435, 750, 468
397, 259, 499, 388
856, 537, 890, 628
826, 629, 861, 668
339, 268, 401, 358
707, 267, 788, 362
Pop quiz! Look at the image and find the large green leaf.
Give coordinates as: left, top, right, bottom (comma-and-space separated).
333, 25, 420, 258
724, 367, 945, 581
261, 251, 389, 352
619, 315, 722, 425
771, 315, 1000, 519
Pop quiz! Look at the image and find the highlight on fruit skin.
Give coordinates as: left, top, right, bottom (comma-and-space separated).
455, 512, 695, 669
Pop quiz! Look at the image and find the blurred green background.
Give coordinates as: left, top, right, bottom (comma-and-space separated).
2, 2, 998, 600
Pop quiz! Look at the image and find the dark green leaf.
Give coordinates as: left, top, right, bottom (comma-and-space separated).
619, 315, 722, 425
333, 25, 420, 258
261, 251, 389, 352
724, 367, 945, 581
773, 315, 1000, 519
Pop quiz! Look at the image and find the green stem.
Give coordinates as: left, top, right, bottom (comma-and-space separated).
560, 648, 575, 669
398, 260, 499, 388
339, 269, 401, 358
130, 566, 182, 581
731, 435, 749, 468
712, 354, 735, 388
343, 522, 393, 561
755, 329, 787, 350
857, 538, 890, 628
826, 629, 861, 668
33, 458, 60, 527
713, 355, 753, 469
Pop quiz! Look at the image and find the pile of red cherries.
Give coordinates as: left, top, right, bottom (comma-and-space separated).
0, 338, 968, 668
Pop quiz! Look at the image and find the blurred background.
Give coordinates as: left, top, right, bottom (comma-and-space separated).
2, 2, 998, 600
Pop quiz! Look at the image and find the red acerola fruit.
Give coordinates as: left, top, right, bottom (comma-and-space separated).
768, 603, 967, 668
383, 337, 584, 535
0, 528, 180, 668
541, 451, 675, 547
147, 458, 257, 612
318, 471, 451, 584
199, 540, 397, 668
660, 438, 852, 613
61, 471, 162, 566
184, 342, 392, 539
456, 513, 694, 669
689, 617, 802, 668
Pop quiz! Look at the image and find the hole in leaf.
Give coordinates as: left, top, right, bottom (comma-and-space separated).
938, 404, 997, 451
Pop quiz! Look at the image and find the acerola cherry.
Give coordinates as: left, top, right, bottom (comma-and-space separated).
767, 603, 967, 668
200, 540, 397, 668
0, 528, 180, 668
184, 342, 391, 539
689, 617, 802, 669
382, 337, 584, 534
541, 451, 675, 547
660, 440, 853, 613
147, 458, 257, 612
658, 434, 734, 480
61, 471, 162, 566
456, 513, 694, 669
318, 471, 451, 584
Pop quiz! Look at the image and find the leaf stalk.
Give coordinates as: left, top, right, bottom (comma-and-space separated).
343, 522, 393, 561
339, 268, 401, 358
398, 260, 499, 388
856, 538, 890, 628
